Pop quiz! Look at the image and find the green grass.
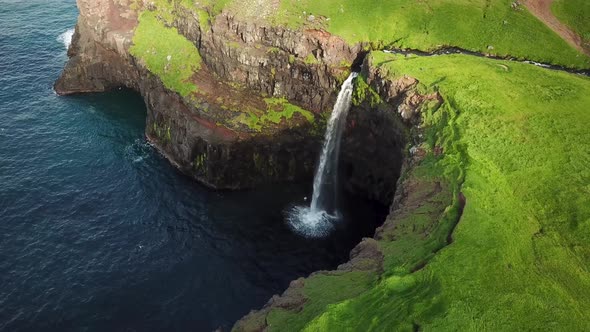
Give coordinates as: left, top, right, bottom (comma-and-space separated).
263, 98, 315, 123
406, 55, 590, 331
266, 271, 379, 331
303, 54, 319, 65
233, 98, 315, 132
255, 53, 590, 331
352, 74, 382, 106
552, 0, 590, 46
139, 0, 590, 69
129, 11, 202, 96
195, 0, 234, 15
137, 0, 220, 31
299, 0, 589, 68
203, 0, 587, 68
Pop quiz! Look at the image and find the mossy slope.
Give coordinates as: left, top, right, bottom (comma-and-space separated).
245, 53, 590, 331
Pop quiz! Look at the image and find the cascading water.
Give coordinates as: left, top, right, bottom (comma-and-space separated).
311, 72, 358, 213
287, 73, 358, 238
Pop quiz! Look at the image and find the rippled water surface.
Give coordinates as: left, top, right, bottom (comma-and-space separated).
0, 1, 384, 331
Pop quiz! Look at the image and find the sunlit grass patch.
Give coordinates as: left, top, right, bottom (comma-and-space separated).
552, 0, 590, 46
130, 11, 201, 97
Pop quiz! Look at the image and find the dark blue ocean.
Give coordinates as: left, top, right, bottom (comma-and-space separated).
0, 1, 384, 331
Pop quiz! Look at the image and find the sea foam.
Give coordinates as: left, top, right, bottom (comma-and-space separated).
57, 28, 75, 50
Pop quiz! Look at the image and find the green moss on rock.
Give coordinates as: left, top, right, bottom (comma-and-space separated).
352, 75, 382, 107
230, 98, 315, 132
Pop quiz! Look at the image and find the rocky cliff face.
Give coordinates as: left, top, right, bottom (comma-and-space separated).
56, 0, 369, 189
55, 0, 139, 94
55, 0, 418, 196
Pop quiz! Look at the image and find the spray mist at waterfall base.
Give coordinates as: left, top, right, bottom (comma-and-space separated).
286, 73, 358, 238
286, 206, 342, 238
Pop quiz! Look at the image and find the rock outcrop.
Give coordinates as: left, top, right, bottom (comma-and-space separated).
56, 0, 360, 189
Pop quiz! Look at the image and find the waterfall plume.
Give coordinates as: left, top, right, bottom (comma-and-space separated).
287, 73, 357, 238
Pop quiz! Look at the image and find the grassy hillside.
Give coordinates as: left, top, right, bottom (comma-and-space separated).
128, 0, 590, 133
252, 53, 590, 331
133, 0, 590, 69
210, 0, 590, 69
294, 0, 589, 67
552, 0, 590, 47
129, 11, 202, 97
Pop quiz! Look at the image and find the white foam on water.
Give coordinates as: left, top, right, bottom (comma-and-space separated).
125, 139, 154, 163
57, 28, 75, 50
286, 206, 340, 238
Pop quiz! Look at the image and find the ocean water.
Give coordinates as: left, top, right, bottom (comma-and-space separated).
0, 1, 384, 331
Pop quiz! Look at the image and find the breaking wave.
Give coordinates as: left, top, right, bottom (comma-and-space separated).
57, 28, 74, 50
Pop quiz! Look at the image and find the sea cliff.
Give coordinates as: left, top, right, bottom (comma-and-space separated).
56, 0, 590, 331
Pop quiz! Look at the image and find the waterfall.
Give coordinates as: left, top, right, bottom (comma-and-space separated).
310, 72, 357, 213
287, 73, 358, 238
